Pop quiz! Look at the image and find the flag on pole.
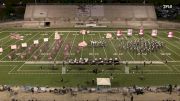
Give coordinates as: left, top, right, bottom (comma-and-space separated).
11, 45, 17, 49
33, 40, 39, 44
44, 38, 48, 42
21, 43, 27, 48
0, 48, 3, 52
139, 27, 144, 35
151, 29, 158, 37
168, 32, 173, 38
127, 29, 133, 36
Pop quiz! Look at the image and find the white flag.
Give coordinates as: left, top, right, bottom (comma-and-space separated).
33, 40, 39, 44
44, 38, 48, 42
0, 48, 3, 52
21, 43, 27, 48
11, 45, 17, 49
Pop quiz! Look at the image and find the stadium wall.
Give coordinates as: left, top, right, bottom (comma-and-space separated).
23, 4, 159, 28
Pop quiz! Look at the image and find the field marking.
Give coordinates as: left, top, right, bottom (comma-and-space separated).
143, 64, 172, 71
1, 31, 128, 33
0, 32, 38, 61
13, 32, 41, 61
122, 35, 134, 61
90, 33, 95, 59
27, 32, 54, 61
145, 34, 174, 71
98, 33, 108, 58
40, 32, 56, 60
17, 64, 60, 72
0, 34, 11, 43
80, 34, 85, 58
172, 65, 180, 72
164, 46, 180, 57
159, 32, 180, 50
173, 31, 180, 40
54, 32, 70, 61
147, 34, 176, 61
17, 33, 53, 71
8, 65, 18, 74
32, 32, 54, 61
107, 33, 121, 60
173, 36, 180, 40
69, 32, 77, 59
8, 72, 180, 75
146, 33, 175, 61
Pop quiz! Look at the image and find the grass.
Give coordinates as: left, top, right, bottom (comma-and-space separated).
0, 29, 179, 87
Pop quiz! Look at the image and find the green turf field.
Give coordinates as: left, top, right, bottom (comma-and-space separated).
0, 29, 180, 87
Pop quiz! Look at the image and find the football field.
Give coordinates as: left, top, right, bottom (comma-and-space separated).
0, 29, 180, 87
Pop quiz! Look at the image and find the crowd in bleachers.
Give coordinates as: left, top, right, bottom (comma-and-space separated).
156, 6, 180, 19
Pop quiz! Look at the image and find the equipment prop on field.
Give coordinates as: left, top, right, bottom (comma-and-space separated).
11, 45, 17, 50
10, 33, 24, 40
55, 31, 61, 39
116, 30, 123, 37
80, 30, 86, 35
168, 32, 173, 38
87, 30, 90, 34
33, 40, 39, 44
21, 43, 27, 48
0, 48, 3, 52
44, 38, 48, 42
78, 41, 87, 47
127, 29, 133, 36
106, 33, 112, 39
139, 27, 144, 35
151, 29, 157, 37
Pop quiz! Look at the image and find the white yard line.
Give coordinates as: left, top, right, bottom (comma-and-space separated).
98, 33, 108, 58
0, 34, 11, 42
40, 32, 56, 61
17, 33, 53, 71
28, 33, 54, 61
146, 34, 175, 61
8, 72, 180, 75
80, 34, 85, 58
90, 34, 95, 59
131, 35, 147, 61
108, 34, 121, 60
173, 36, 180, 40
159, 32, 180, 50
69, 32, 77, 58
165, 46, 180, 57
54, 32, 70, 61
8, 65, 18, 74
0, 32, 36, 61
122, 35, 134, 61
172, 65, 180, 72
1, 30, 128, 33
13, 32, 40, 61
153, 53, 173, 71
145, 34, 174, 71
